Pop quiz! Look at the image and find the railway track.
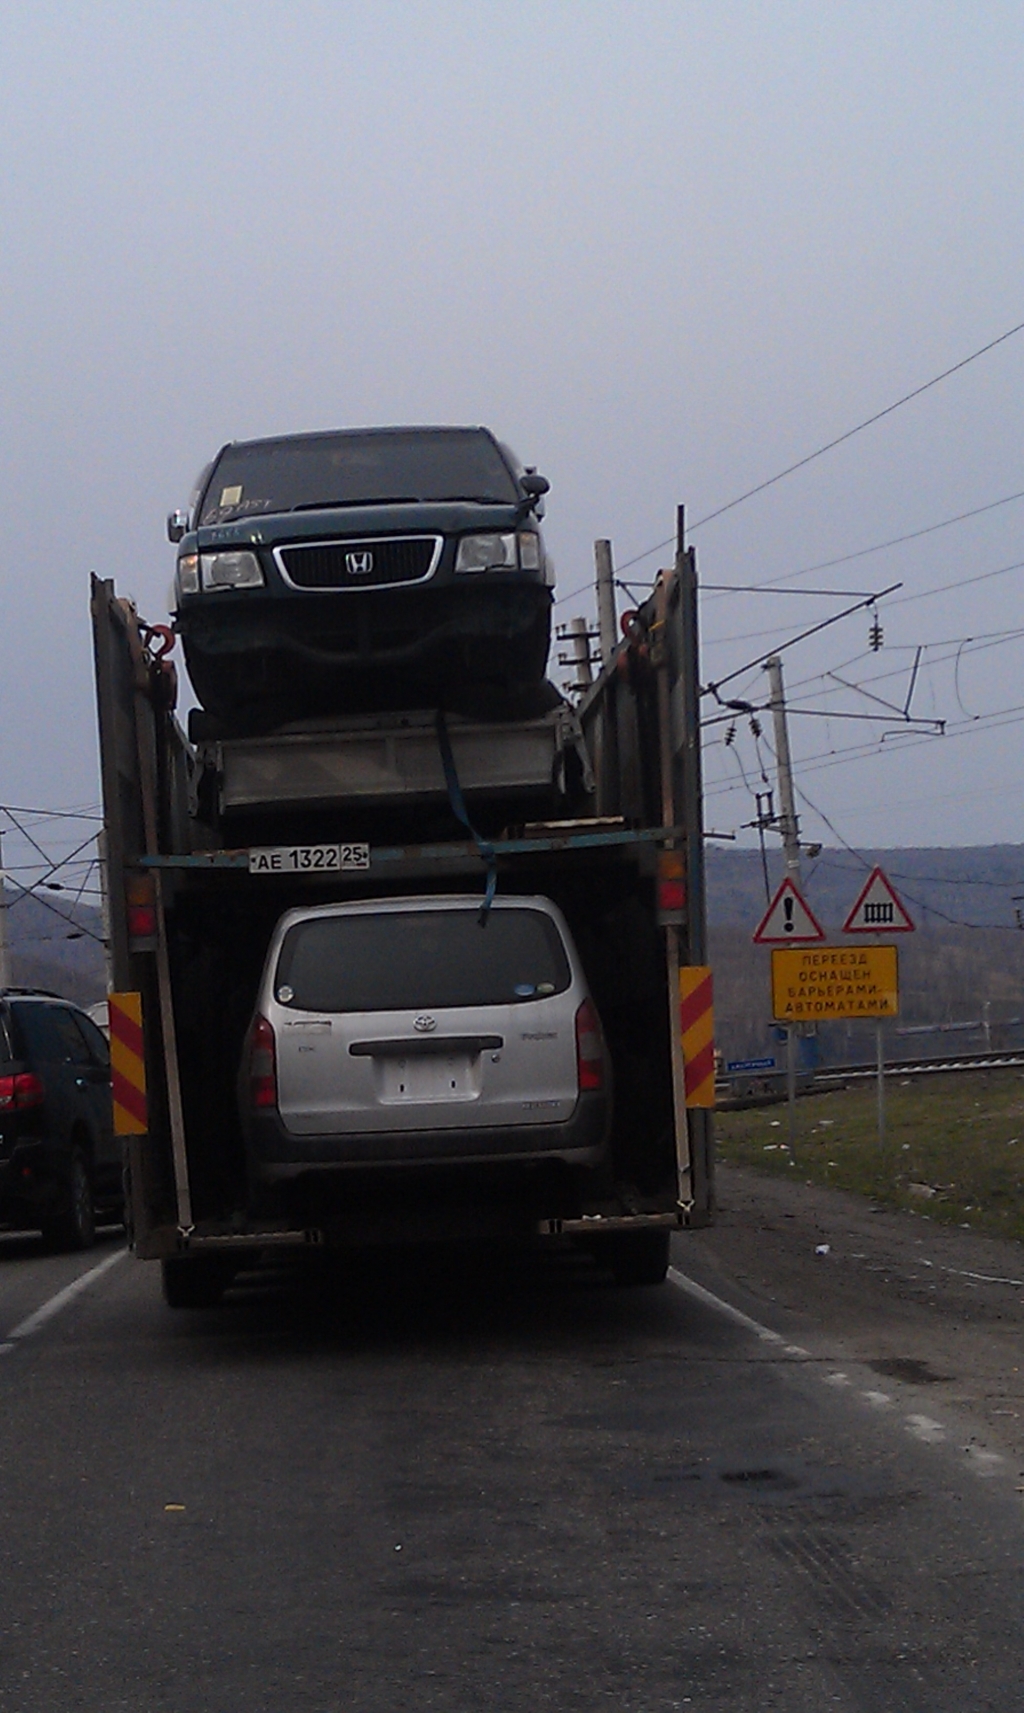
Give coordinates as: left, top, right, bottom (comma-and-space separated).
717, 1046, 1024, 1109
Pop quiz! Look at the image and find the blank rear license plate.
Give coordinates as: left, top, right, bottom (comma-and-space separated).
380, 1056, 476, 1103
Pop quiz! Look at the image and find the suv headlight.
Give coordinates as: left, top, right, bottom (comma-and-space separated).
455, 532, 542, 573
200, 550, 265, 590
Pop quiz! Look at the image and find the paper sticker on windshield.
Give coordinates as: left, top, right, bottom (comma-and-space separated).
220, 484, 243, 506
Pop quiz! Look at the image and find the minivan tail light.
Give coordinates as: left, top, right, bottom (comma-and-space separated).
0, 1072, 45, 1111
248, 1015, 278, 1109
574, 999, 604, 1092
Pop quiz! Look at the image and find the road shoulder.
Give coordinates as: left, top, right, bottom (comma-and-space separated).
680, 1162, 1024, 1465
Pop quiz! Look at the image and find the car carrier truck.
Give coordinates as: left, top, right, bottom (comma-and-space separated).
91, 509, 714, 1306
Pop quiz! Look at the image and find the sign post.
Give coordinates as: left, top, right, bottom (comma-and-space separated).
753, 879, 825, 1153
771, 942, 901, 1148
842, 868, 914, 1146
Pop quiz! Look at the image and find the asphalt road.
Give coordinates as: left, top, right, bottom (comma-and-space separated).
0, 1228, 1021, 1711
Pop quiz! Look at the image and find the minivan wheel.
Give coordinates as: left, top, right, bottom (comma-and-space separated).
41, 1150, 97, 1252
598, 1228, 671, 1287
161, 1255, 230, 1310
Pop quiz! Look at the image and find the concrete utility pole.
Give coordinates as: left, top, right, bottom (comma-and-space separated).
594, 539, 618, 665
766, 655, 802, 884
765, 655, 802, 1148
557, 616, 594, 698
0, 829, 11, 989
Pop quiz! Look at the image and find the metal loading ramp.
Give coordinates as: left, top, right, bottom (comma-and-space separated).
196, 705, 593, 818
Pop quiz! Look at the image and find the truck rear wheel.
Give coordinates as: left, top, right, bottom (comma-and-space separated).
161, 1255, 231, 1309
597, 1228, 671, 1287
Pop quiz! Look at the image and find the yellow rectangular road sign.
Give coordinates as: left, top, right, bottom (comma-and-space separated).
771, 944, 899, 1022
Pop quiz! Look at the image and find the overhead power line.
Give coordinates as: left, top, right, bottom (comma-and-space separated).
886, 553, 1024, 609
703, 583, 901, 700
557, 317, 1024, 605
702, 487, 1024, 600
689, 317, 1024, 532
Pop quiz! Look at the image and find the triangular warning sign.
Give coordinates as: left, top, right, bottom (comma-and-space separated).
842, 866, 915, 934
752, 878, 826, 944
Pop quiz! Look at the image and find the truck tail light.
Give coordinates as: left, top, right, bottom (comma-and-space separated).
657, 850, 685, 925
127, 872, 157, 940
0, 1072, 45, 1111
248, 1015, 278, 1109
575, 999, 604, 1093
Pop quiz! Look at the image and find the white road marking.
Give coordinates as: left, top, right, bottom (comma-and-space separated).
668, 1266, 1014, 1484
905, 1414, 946, 1444
4, 1248, 126, 1345
941, 1265, 1024, 1288
915, 1256, 1022, 1288
667, 1267, 784, 1344
963, 1447, 1004, 1475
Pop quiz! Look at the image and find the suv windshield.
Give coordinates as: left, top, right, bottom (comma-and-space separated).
275, 909, 571, 1013
199, 429, 519, 525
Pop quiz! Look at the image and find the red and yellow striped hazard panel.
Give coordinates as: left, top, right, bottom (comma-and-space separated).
109, 991, 148, 1135
679, 966, 715, 1108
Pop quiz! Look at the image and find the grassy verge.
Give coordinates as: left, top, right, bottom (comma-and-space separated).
715, 1066, 1024, 1243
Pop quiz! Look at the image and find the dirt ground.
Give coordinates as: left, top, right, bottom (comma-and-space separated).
686, 1162, 1024, 1469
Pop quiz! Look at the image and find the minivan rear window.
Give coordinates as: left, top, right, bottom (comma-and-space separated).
275, 909, 571, 1013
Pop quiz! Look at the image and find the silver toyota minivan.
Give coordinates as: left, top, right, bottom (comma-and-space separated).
241, 894, 611, 1203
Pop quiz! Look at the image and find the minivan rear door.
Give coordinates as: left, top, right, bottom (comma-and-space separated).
271, 903, 581, 1136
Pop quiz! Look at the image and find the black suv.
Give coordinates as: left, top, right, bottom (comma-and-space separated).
0, 991, 120, 1249
168, 425, 553, 733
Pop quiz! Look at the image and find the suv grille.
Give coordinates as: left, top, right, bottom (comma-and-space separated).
276, 536, 441, 590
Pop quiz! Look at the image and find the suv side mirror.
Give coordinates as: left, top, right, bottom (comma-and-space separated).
167, 509, 190, 543
520, 471, 550, 499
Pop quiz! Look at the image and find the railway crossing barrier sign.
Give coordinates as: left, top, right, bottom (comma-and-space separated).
752, 877, 826, 945
771, 944, 899, 1022
842, 866, 914, 934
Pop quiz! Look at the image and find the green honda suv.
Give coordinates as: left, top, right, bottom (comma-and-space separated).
169, 425, 553, 734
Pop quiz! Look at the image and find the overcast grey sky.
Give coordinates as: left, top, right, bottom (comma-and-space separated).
2, 1, 1023, 871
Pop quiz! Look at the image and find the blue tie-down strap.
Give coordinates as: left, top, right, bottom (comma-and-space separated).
435, 710, 497, 923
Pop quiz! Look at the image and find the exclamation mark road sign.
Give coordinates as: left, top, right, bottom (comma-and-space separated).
752, 878, 826, 945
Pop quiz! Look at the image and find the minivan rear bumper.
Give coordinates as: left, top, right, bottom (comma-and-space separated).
246, 1093, 609, 1182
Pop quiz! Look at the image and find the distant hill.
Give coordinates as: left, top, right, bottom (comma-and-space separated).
2, 890, 105, 1005
707, 844, 1024, 933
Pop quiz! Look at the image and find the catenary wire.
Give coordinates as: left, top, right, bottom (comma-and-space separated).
700, 487, 1024, 601
554, 317, 1024, 607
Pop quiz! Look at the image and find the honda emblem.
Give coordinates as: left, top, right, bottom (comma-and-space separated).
345, 550, 374, 576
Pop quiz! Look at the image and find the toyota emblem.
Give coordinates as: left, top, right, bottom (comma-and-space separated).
346, 550, 374, 576
413, 1015, 437, 1033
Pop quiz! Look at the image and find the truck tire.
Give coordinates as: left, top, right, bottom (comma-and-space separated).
41, 1149, 97, 1253
598, 1228, 671, 1287
161, 1255, 230, 1310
